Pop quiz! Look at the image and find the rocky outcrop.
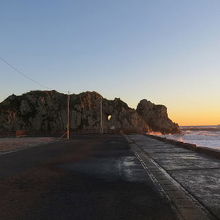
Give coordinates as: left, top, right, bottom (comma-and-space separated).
0, 91, 148, 134
0, 90, 179, 135
136, 99, 179, 134
0, 91, 67, 133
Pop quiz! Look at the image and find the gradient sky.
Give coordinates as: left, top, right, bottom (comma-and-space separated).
0, 0, 220, 125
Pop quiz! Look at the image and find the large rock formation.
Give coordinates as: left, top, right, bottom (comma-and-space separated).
137, 99, 179, 134
0, 90, 179, 135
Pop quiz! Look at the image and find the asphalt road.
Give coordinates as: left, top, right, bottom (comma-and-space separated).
0, 135, 178, 220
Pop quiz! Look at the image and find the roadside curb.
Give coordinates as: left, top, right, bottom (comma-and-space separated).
146, 134, 220, 160
123, 134, 217, 220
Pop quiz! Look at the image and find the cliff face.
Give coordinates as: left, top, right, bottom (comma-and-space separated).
0, 91, 67, 132
0, 90, 179, 134
136, 99, 179, 134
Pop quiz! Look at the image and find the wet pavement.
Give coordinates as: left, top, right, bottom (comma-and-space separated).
128, 134, 220, 220
0, 135, 177, 220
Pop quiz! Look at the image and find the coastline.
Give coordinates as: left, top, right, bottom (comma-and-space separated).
128, 134, 220, 219
146, 134, 220, 160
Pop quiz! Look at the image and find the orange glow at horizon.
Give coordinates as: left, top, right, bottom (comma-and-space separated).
169, 110, 220, 126
160, 96, 220, 126
129, 98, 220, 127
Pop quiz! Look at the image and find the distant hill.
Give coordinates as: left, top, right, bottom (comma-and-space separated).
0, 90, 179, 135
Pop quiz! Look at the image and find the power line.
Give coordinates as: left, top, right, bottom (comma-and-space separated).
0, 56, 52, 90
0, 56, 73, 139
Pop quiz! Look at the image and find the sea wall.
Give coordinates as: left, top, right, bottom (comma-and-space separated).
146, 134, 220, 159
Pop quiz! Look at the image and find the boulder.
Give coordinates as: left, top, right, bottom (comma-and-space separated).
136, 99, 180, 134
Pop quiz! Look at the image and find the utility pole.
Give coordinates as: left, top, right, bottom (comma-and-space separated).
67, 91, 70, 140
100, 96, 103, 134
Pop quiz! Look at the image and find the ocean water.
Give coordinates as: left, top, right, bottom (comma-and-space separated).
160, 126, 220, 150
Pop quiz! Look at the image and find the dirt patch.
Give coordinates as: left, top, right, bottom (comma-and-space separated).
0, 137, 57, 152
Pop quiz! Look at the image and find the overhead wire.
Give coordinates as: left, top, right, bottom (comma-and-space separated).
0, 56, 74, 138
0, 56, 53, 90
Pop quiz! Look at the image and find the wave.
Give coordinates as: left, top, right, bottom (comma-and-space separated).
181, 126, 220, 132
147, 131, 163, 136
183, 130, 220, 137
154, 126, 220, 150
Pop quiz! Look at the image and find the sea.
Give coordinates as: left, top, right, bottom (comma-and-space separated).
158, 126, 220, 151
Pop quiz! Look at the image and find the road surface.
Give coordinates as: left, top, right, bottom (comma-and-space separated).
0, 135, 177, 220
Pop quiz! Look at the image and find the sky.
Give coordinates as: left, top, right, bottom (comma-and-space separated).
0, 0, 220, 126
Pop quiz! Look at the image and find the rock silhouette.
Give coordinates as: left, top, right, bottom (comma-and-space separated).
0, 90, 179, 134
137, 99, 179, 134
